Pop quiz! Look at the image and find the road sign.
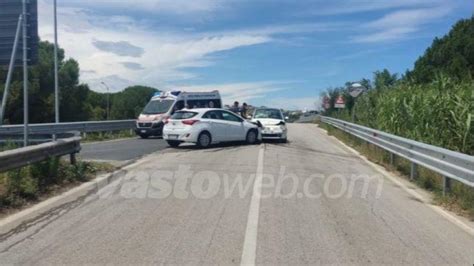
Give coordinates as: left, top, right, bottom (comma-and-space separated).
335, 96, 345, 109
349, 88, 365, 98
323, 96, 330, 109
0, 0, 38, 66
348, 83, 367, 98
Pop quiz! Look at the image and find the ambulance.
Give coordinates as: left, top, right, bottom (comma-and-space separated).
135, 91, 222, 138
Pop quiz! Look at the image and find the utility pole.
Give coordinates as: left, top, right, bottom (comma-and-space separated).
0, 15, 23, 126
22, 0, 29, 147
53, 0, 59, 137
101, 82, 110, 120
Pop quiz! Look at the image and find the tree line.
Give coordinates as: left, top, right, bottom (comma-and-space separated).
0, 41, 158, 124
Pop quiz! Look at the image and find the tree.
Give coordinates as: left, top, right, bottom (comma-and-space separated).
407, 18, 474, 83
360, 78, 372, 90
1, 40, 159, 124
373, 69, 398, 89
110, 86, 158, 120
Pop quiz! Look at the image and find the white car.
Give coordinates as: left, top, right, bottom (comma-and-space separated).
251, 108, 288, 142
163, 108, 261, 148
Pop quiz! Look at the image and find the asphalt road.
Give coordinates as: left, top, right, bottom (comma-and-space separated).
79, 137, 168, 163
295, 114, 319, 123
1, 124, 473, 265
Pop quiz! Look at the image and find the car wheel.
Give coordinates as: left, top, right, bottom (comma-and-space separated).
197, 132, 212, 148
246, 130, 258, 145
139, 134, 149, 139
280, 138, 287, 143
167, 140, 181, 147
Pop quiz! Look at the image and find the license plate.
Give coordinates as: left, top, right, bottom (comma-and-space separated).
141, 130, 147, 133
168, 134, 179, 139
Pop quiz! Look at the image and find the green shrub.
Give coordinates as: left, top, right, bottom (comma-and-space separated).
0, 159, 111, 212
60, 161, 93, 182
6, 168, 39, 203
29, 157, 61, 189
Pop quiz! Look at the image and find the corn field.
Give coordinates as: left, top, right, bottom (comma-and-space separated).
338, 77, 474, 155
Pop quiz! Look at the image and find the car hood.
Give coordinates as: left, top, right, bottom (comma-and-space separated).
252, 118, 284, 126
138, 114, 162, 122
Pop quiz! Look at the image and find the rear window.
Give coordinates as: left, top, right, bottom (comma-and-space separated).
171, 111, 198, 120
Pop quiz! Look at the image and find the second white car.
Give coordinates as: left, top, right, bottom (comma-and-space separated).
163, 108, 261, 148
251, 108, 288, 142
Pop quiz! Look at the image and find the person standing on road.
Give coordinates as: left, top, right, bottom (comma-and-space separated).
241, 103, 248, 119
230, 101, 240, 113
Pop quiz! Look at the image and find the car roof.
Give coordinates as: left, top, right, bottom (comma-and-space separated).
176, 108, 229, 113
254, 107, 281, 111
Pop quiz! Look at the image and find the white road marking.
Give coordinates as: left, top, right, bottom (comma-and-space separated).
240, 145, 265, 266
323, 128, 474, 237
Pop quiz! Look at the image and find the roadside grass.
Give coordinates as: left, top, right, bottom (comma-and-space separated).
81, 130, 135, 142
0, 158, 115, 216
0, 141, 19, 152
318, 122, 474, 220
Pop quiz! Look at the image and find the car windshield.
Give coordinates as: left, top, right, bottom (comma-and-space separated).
254, 109, 283, 120
142, 99, 174, 114
171, 111, 198, 120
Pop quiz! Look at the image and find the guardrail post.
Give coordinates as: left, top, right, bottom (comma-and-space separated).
70, 153, 77, 165
389, 152, 395, 165
443, 176, 451, 196
410, 162, 417, 180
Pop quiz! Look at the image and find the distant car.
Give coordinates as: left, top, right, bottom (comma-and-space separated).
163, 108, 261, 148
251, 108, 288, 142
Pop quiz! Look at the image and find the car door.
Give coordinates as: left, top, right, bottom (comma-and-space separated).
219, 111, 246, 141
202, 111, 226, 143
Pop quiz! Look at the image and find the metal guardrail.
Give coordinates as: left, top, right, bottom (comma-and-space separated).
0, 137, 81, 172
0, 120, 136, 135
0, 132, 78, 144
320, 116, 474, 192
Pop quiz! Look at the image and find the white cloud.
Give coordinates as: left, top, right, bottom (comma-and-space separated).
267, 97, 321, 111
174, 81, 318, 110
38, 0, 330, 94
352, 6, 453, 43
365, 7, 452, 29
54, 0, 223, 15
305, 0, 450, 16
38, 1, 272, 90
353, 27, 419, 43
176, 81, 292, 103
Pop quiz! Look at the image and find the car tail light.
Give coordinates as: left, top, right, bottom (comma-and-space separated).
163, 116, 170, 124
182, 119, 199, 126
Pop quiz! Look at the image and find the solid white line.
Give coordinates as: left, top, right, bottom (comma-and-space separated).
241, 145, 265, 266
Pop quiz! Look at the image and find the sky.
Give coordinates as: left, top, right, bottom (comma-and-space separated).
37, 0, 473, 110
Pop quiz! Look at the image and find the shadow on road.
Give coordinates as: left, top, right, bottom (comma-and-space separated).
139, 136, 163, 140
168, 139, 291, 152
